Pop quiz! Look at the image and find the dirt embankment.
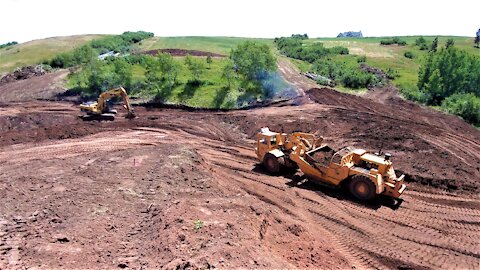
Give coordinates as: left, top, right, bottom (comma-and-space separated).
0, 69, 68, 103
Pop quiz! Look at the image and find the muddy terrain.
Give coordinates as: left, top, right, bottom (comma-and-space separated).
0, 61, 479, 269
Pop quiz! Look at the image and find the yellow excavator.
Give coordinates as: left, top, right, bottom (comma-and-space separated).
256, 128, 406, 201
79, 86, 136, 121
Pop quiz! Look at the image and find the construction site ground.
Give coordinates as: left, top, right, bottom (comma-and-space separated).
0, 61, 479, 269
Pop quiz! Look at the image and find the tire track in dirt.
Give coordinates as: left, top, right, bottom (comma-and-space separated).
173, 123, 480, 269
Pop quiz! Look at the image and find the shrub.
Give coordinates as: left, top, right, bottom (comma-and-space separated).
357, 55, 367, 63
386, 68, 399, 79
415, 37, 426, 46
316, 76, 331, 86
380, 38, 407, 46
441, 93, 480, 125
275, 36, 348, 63
341, 70, 377, 89
404, 51, 415, 59
399, 84, 427, 103
380, 39, 395, 45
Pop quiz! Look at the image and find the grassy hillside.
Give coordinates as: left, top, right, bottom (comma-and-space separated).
304, 36, 477, 90
136, 36, 273, 54
0, 35, 106, 73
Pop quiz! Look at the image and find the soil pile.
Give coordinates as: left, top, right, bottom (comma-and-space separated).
0, 65, 46, 85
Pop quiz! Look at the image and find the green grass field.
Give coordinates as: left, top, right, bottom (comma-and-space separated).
135, 57, 245, 108
0, 35, 105, 73
68, 56, 249, 109
300, 36, 478, 90
137, 36, 273, 55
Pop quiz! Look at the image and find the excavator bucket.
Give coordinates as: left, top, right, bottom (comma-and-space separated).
125, 111, 136, 119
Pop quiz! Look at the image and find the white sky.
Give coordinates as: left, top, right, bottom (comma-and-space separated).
1, 0, 478, 44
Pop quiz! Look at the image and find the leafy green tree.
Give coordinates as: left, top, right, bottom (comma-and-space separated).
72, 45, 96, 65
430, 37, 438, 52
221, 60, 236, 89
415, 36, 426, 46
113, 58, 132, 90
157, 53, 175, 79
165, 60, 182, 90
230, 41, 276, 81
418, 46, 480, 111
206, 55, 213, 69
425, 69, 443, 105
145, 56, 162, 84
445, 38, 455, 49
184, 56, 205, 82
184, 54, 193, 66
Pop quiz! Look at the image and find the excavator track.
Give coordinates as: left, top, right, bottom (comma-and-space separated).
81, 113, 115, 121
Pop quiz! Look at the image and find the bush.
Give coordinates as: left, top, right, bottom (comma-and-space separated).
441, 93, 480, 125
357, 55, 367, 63
380, 39, 395, 45
419, 43, 429, 50
341, 70, 377, 89
275, 36, 348, 63
399, 84, 427, 103
316, 76, 331, 86
404, 51, 415, 59
386, 68, 399, 79
415, 37, 426, 46
291, 34, 309, 39
380, 38, 407, 46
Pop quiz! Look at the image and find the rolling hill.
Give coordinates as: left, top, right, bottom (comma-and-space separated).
0, 35, 105, 73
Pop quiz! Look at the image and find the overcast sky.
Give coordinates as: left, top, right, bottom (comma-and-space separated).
1, 0, 478, 44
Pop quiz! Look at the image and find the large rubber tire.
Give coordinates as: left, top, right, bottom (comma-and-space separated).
349, 175, 376, 201
263, 153, 283, 174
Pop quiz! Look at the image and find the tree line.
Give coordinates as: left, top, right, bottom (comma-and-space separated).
0, 41, 18, 49
46, 31, 153, 68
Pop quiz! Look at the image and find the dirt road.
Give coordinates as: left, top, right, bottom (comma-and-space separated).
0, 64, 479, 269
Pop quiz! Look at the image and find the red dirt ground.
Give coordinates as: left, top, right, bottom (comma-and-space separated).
0, 60, 479, 269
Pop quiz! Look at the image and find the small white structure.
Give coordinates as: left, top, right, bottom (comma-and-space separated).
98, 51, 120, 60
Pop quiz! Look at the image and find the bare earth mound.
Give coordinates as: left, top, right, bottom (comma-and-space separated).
0, 61, 479, 269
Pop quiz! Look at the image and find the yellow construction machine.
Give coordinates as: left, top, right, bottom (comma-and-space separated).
79, 87, 136, 121
256, 128, 406, 201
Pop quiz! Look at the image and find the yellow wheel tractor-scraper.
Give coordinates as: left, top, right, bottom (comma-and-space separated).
256, 128, 406, 201
79, 86, 136, 121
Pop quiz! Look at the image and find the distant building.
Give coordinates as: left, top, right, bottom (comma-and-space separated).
477, 28, 480, 38
337, 31, 363, 38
